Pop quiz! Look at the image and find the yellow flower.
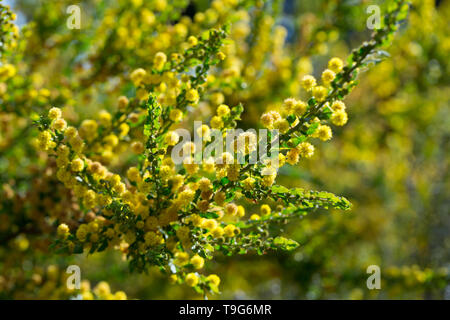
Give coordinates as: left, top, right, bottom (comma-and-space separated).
214, 191, 226, 205
80, 119, 98, 136
237, 131, 257, 154
65, 126, 78, 139
164, 131, 180, 146
52, 118, 67, 131
331, 110, 348, 126
206, 274, 220, 287
283, 98, 297, 113
186, 88, 200, 103
210, 92, 224, 105
225, 203, 238, 216
82, 292, 94, 300
201, 219, 218, 230
328, 57, 344, 73
94, 281, 111, 297
177, 189, 194, 206
297, 142, 314, 158
217, 104, 230, 117
70, 135, 85, 154
182, 141, 196, 154
160, 165, 173, 180
237, 205, 245, 217
114, 291, 127, 300
274, 118, 290, 134
293, 100, 307, 116
314, 124, 332, 141
48, 107, 62, 120
321, 69, 336, 84
260, 112, 274, 128
198, 177, 212, 191
301, 75, 316, 91
130, 68, 146, 86
169, 109, 183, 122
136, 88, 149, 100
277, 153, 286, 168
250, 214, 260, 220
119, 123, 130, 137
169, 274, 178, 284
153, 52, 167, 71
37, 130, 54, 151
242, 177, 255, 190
188, 35, 198, 46
211, 226, 224, 238
227, 163, 240, 181
136, 221, 144, 229
169, 174, 184, 192
203, 157, 216, 172
331, 101, 346, 112
260, 204, 271, 215
144, 231, 164, 246
154, 0, 167, 11
176, 226, 190, 241
185, 273, 199, 287
145, 216, 159, 230
187, 214, 202, 227
196, 124, 211, 141
131, 141, 145, 154
118, 96, 129, 110
217, 51, 226, 60
71, 158, 84, 172
210, 115, 224, 129
190, 254, 205, 269
57, 223, 69, 237
103, 134, 119, 148
223, 224, 236, 237
312, 86, 328, 101
183, 157, 199, 175
96, 111, 110, 128
76, 225, 88, 242
0, 63, 16, 79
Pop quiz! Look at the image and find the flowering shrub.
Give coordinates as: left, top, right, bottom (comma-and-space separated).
219, 0, 450, 299
4, 0, 443, 300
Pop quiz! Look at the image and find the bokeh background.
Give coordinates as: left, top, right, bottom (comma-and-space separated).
0, 0, 448, 299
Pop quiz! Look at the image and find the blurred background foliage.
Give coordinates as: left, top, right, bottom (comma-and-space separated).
0, 0, 448, 299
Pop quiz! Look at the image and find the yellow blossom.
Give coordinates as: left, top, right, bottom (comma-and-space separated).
185, 273, 199, 287
331, 110, 348, 126
297, 142, 315, 158
190, 255, 205, 269
328, 57, 344, 73
301, 75, 316, 91
312, 86, 328, 101
186, 88, 200, 103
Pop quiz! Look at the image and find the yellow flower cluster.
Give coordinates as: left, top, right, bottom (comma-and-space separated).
256, 58, 351, 170
0, 0, 424, 300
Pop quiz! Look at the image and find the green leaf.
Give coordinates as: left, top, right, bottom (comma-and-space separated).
306, 122, 319, 135
97, 240, 108, 252
200, 211, 219, 219
220, 177, 230, 186
286, 114, 296, 125
143, 94, 162, 138
271, 185, 289, 194
291, 135, 307, 146
89, 242, 98, 254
